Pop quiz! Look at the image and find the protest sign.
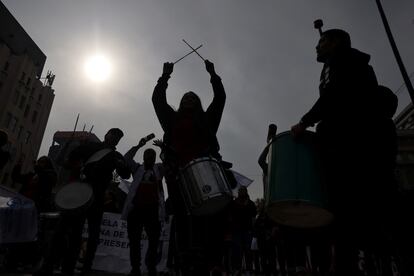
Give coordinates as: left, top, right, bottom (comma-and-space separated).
82, 212, 170, 274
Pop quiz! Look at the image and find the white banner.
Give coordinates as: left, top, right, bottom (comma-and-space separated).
82, 212, 171, 274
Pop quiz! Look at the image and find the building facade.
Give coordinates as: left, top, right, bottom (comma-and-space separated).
0, 2, 55, 187
394, 103, 414, 192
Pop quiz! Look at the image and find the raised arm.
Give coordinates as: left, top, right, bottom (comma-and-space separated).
205, 60, 226, 134
123, 138, 147, 174
152, 62, 176, 132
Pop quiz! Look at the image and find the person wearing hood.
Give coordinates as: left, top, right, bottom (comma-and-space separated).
291, 29, 397, 275
152, 60, 227, 275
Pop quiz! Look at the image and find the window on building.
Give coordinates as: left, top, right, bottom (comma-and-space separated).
13, 90, 20, 105
30, 88, 35, 98
20, 72, 26, 81
38, 94, 43, 102
4, 112, 12, 128
26, 77, 31, 86
32, 111, 38, 123
3, 62, 10, 71
19, 95, 26, 109
25, 131, 31, 144
24, 105, 31, 117
17, 126, 23, 140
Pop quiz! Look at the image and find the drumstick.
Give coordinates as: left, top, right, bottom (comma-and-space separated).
182, 39, 205, 61
173, 44, 203, 64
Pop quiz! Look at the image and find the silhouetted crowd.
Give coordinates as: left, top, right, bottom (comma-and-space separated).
1, 28, 413, 276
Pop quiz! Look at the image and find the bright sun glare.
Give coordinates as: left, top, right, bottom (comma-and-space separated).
84, 54, 112, 82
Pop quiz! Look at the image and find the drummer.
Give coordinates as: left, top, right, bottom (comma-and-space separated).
35, 128, 130, 276
291, 29, 397, 275
152, 59, 226, 275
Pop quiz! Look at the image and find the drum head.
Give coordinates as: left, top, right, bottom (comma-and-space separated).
54, 182, 93, 211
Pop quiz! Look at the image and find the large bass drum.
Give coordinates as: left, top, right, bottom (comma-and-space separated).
265, 131, 333, 228
179, 157, 232, 216
54, 182, 93, 215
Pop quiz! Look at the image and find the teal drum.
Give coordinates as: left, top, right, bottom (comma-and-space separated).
265, 131, 333, 228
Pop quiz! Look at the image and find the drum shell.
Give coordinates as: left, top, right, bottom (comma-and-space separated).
265, 131, 333, 228
179, 157, 232, 216
54, 182, 94, 215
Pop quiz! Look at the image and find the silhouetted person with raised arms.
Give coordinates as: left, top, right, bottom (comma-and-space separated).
152, 59, 226, 275
291, 29, 398, 275
122, 137, 165, 276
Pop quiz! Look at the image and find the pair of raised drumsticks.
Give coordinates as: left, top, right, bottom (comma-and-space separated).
176, 20, 324, 64
173, 39, 206, 64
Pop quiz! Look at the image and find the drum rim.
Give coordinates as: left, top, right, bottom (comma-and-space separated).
268, 130, 316, 145
266, 200, 334, 228
180, 156, 220, 170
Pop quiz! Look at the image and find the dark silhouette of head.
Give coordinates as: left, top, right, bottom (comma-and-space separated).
0, 130, 8, 147
35, 156, 54, 172
317, 29, 351, 62
143, 148, 156, 169
178, 91, 203, 113
378, 85, 398, 118
104, 128, 124, 148
237, 186, 249, 200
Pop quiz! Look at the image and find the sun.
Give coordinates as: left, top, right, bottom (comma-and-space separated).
84, 54, 112, 82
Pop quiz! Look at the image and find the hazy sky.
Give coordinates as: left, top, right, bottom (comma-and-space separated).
3, 0, 414, 199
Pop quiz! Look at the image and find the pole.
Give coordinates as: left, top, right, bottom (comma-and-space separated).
375, 0, 414, 103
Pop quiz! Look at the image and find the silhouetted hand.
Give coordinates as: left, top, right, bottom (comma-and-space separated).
162, 62, 174, 76
205, 60, 215, 75
291, 122, 306, 138
153, 139, 164, 148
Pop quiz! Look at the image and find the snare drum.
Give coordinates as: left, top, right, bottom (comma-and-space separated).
54, 182, 93, 214
265, 131, 333, 228
179, 157, 232, 216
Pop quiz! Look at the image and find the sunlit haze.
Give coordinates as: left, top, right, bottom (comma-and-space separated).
84, 54, 112, 82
